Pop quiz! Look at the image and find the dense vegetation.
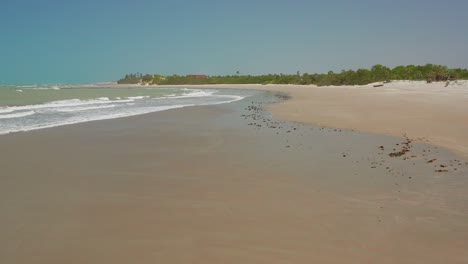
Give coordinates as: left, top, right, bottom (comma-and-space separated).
117, 64, 468, 86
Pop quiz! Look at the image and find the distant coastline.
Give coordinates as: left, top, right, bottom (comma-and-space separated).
117, 64, 468, 86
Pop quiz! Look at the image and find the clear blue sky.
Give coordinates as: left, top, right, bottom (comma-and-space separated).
2, 0, 468, 84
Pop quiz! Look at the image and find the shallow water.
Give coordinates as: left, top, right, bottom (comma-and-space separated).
0, 85, 255, 134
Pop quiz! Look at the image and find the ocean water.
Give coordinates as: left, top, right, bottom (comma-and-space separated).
0, 84, 252, 134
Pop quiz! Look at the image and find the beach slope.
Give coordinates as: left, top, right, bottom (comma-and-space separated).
1, 91, 467, 263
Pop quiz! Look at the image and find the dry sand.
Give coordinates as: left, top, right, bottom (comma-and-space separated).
158, 81, 468, 159
1, 91, 468, 263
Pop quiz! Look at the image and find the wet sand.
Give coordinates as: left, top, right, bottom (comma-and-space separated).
1, 91, 468, 263
158, 82, 468, 159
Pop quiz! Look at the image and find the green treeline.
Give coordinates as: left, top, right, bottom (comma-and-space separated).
117, 64, 468, 86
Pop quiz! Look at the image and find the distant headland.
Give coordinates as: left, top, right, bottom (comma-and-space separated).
117, 64, 468, 86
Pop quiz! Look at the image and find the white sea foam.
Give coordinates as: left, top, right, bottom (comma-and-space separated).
181, 89, 216, 97
22, 86, 61, 90
127, 96, 149, 100
156, 89, 216, 100
15, 84, 84, 90
0, 108, 16, 114
0, 98, 117, 113
0, 111, 35, 119
0, 88, 250, 135
55, 104, 117, 112
0, 104, 194, 135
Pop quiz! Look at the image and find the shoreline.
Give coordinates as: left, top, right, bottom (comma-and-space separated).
147, 82, 468, 159
2, 81, 467, 159
1, 92, 467, 263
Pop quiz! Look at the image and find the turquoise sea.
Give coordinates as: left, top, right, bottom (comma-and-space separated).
0, 84, 251, 134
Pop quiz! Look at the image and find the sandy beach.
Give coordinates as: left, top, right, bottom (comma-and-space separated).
157, 81, 468, 159
4, 0, 468, 262
1, 90, 467, 263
